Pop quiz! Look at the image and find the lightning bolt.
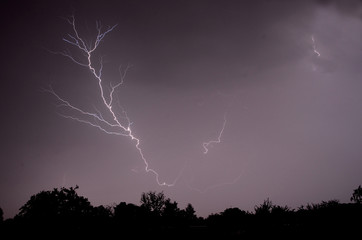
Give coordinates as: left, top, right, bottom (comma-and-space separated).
202, 113, 227, 154
189, 112, 242, 192
311, 35, 321, 57
48, 16, 180, 187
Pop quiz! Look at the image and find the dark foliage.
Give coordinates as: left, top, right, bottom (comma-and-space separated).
0, 207, 3, 223
351, 185, 362, 204
17, 186, 92, 220
1, 185, 362, 239
140, 191, 167, 217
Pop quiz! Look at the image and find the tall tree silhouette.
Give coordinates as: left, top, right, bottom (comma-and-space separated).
351, 185, 362, 204
184, 203, 197, 222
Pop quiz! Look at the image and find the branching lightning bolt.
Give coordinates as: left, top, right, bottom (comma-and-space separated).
202, 113, 227, 154
48, 16, 179, 187
311, 35, 321, 57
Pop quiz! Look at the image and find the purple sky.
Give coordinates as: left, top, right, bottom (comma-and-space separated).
1, 0, 362, 219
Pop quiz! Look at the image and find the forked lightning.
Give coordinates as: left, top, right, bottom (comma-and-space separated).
49, 16, 179, 187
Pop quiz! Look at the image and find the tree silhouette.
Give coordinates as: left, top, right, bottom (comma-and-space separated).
163, 199, 180, 217
254, 198, 273, 215
0, 207, 3, 223
140, 191, 167, 217
17, 186, 92, 221
114, 202, 145, 227
11, 186, 97, 237
184, 203, 197, 222
92, 205, 113, 219
221, 207, 248, 231
3, 185, 362, 238
162, 198, 180, 227
351, 185, 362, 204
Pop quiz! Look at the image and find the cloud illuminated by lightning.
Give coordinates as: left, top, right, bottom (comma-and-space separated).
48, 16, 180, 187
202, 113, 227, 154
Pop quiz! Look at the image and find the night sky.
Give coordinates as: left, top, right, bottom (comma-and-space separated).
1, 0, 362, 219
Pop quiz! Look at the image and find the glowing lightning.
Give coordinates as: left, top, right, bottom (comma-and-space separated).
311, 35, 321, 57
202, 113, 227, 154
48, 16, 179, 187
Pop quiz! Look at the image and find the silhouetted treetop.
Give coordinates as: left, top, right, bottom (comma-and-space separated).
114, 201, 144, 225
351, 185, 362, 204
17, 186, 92, 220
163, 198, 179, 217
254, 198, 273, 215
140, 191, 168, 216
184, 203, 197, 220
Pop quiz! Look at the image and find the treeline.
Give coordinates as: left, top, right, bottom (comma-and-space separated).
1, 185, 362, 239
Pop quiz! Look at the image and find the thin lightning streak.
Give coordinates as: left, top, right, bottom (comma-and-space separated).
188, 172, 243, 194
190, 112, 242, 193
44, 86, 121, 129
49, 15, 178, 187
311, 35, 321, 57
59, 114, 129, 136
202, 113, 227, 154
